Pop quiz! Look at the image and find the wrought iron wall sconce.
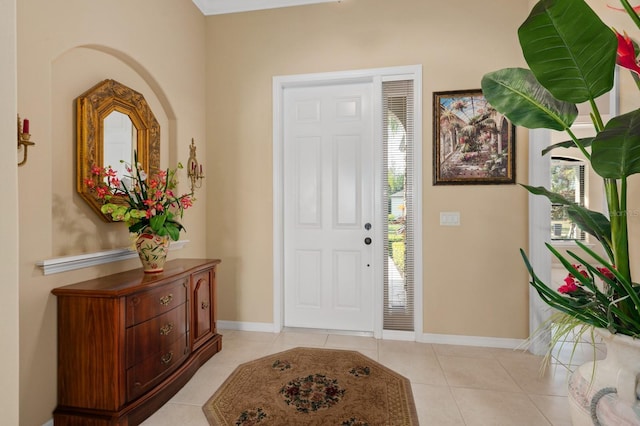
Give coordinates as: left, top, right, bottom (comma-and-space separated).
187, 138, 204, 192
17, 115, 35, 166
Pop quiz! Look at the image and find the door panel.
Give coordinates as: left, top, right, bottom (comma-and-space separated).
283, 82, 374, 332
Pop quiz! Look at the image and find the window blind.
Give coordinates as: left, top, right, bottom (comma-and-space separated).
382, 80, 415, 331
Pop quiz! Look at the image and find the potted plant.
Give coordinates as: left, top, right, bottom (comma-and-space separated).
85, 151, 194, 272
481, 0, 640, 423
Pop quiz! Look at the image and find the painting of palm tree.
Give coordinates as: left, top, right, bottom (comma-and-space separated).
433, 89, 515, 185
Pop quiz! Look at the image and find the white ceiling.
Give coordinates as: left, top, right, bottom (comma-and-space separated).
192, 0, 338, 15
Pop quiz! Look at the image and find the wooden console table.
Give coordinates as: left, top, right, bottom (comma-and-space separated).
51, 258, 222, 425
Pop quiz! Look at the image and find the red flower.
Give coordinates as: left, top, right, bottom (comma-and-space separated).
597, 266, 616, 280
614, 30, 640, 75
558, 281, 579, 294
607, 3, 640, 13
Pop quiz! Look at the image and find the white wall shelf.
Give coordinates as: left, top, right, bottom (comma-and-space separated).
36, 240, 189, 275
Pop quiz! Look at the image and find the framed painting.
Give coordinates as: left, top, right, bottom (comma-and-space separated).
433, 89, 516, 185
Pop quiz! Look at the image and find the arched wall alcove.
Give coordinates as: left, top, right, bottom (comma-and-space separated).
50, 44, 177, 257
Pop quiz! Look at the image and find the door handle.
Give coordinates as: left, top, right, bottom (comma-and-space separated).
364, 237, 372, 245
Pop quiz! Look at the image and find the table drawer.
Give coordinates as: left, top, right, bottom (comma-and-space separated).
126, 303, 188, 368
126, 278, 188, 326
126, 336, 190, 402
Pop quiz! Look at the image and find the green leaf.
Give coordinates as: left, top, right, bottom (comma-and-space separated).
520, 184, 574, 205
518, 0, 617, 104
128, 222, 147, 234
481, 68, 577, 131
150, 214, 167, 233
566, 206, 613, 260
591, 109, 640, 179
541, 137, 593, 156
521, 184, 612, 254
166, 224, 180, 241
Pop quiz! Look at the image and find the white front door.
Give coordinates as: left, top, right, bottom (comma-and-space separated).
283, 82, 375, 332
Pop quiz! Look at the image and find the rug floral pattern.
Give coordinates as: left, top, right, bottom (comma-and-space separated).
202, 347, 418, 425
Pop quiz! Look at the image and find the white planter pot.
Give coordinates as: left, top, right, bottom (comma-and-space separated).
567, 328, 640, 425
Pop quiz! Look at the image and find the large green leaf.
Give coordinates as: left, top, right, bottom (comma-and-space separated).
521, 184, 612, 255
591, 109, 640, 179
521, 184, 575, 205
518, 0, 617, 104
541, 137, 593, 156
565, 205, 613, 260
481, 68, 577, 131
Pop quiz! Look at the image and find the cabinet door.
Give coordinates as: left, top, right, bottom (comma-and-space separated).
191, 268, 215, 349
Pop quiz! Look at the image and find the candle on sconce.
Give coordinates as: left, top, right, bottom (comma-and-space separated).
200, 164, 203, 175
22, 118, 29, 134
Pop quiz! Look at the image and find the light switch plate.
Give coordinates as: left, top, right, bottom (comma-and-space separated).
440, 211, 460, 226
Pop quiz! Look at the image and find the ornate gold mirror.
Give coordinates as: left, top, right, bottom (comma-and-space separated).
76, 79, 160, 221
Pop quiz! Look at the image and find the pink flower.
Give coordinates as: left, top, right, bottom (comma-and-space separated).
181, 196, 193, 209
96, 186, 109, 199
91, 165, 102, 176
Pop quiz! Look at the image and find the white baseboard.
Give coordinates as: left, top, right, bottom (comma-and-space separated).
217, 320, 278, 333
419, 332, 525, 349
217, 320, 526, 349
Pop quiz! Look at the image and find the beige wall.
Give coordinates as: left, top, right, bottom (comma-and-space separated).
13, 0, 639, 424
204, 0, 533, 337
1, 0, 20, 423
17, 1, 206, 424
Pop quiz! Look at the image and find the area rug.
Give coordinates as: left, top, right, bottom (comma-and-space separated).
202, 347, 418, 425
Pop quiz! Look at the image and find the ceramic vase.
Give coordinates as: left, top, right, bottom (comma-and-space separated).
135, 232, 170, 273
567, 328, 640, 425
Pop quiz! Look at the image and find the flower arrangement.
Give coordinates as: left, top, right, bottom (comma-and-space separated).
481, 0, 640, 338
85, 152, 194, 241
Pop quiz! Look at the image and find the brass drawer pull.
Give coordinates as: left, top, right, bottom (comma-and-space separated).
201, 301, 209, 309
161, 352, 173, 365
159, 322, 174, 336
159, 294, 173, 306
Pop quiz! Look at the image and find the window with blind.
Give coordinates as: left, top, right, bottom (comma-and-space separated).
383, 80, 415, 331
550, 156, 587, 241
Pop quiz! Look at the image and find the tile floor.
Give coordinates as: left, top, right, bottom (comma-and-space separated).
141, 329, 605, 425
